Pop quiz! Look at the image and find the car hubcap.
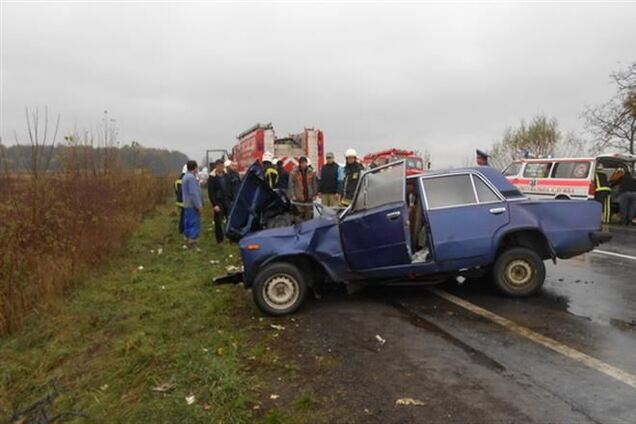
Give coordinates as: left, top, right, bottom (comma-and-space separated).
263, 273, 299, 310
505, 260, 533, 286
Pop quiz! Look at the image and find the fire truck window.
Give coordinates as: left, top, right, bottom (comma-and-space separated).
523, 163, 552, 178
503, 162, 521, 176
423, 175, 477, 209
472, 175, 500, 203
552, 162, 590, 179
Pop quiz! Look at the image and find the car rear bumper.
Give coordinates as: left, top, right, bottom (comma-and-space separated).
589, 231, 612, 246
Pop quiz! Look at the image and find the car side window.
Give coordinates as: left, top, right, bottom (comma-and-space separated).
523, 163, 552, 178
352, 162, 405, 212
552, 162, 590, 179
472, 175, 500, 203
422, 174, 476, 209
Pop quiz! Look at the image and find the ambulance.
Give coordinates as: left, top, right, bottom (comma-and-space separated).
503, 153, 636, 200
231, 123, 324, 174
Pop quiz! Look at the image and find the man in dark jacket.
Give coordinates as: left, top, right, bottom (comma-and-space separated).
207, 159, 233, 243
275, 159, 290, 196
174, 164, 186, 234
340, 148, 365, 206
612, 169, 636, 225
225, 160, 241, 208
319, 152, 341, 207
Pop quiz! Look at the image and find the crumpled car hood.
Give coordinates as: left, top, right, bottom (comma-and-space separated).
225, 161, 292, 241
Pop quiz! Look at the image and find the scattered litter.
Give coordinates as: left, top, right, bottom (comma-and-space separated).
228, 254, 233, 258
364, 408, 371, 414
137, 266, 144, 271
196, 247, 201, 252
202, 347, 209, 353
252, 405, 261, 410
395, 398, 425, 406
150, 249, 155, 254
269, 394, 280, 400
216, 347, 225, 356
185, 394, 196, 405
182, 245, 187, 249
152, 381, 176, 393
161, 285, 166, 290
157, 248, 163, 255
100, 384, 109, 391
375, 334, 386, 346
210, 260, 220, 265
456, 276, 466, 284
270, 324, 285, 331
226, 265, 240, 273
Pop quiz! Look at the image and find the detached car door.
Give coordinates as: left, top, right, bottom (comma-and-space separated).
340, 161, 411, 270
422, 172, 510, 263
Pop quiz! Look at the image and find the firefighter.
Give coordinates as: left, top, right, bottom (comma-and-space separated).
476, 149, 490, 166
594, 163, 612, 224
275, 158, 290, 196
262, 152, 279, 189
340, 149, 365, 206
174, 164, 186, 234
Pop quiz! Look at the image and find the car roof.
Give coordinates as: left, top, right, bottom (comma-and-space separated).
407, 166, 521, 197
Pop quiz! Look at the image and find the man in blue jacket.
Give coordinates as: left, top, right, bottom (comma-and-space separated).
182, 160, 203, 247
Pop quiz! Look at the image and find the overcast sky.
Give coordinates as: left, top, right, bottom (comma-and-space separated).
1, 2, 635, 168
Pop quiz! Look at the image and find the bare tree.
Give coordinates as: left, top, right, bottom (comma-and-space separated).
583, 62, 636, 155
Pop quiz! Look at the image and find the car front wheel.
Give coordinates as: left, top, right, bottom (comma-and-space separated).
252, 262, 308, 316
493, 247, 545, 297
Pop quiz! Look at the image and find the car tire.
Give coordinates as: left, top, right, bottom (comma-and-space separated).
493, 247, 545, 297
252, 262, 308, 316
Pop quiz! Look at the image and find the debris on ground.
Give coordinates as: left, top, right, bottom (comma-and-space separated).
270, 324, 286, 331
185, 394, 196, 405
152, 381, 176, 393
137, 265, 144, 271
375, 334, 386, 346
157, 247, 163, 255
395, 397, 426, 406
269, 394, 280, 400
225, 265, 241, 273
210, 260, 220, 264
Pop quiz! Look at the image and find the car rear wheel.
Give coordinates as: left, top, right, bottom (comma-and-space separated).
252, 262, 308, 316
493, 247, 545, 297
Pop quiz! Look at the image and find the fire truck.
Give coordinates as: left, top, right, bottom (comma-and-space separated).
230, 123, 325, 174
361, 148, 427, 175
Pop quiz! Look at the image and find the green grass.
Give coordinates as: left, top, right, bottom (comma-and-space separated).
0, 205, 260, 422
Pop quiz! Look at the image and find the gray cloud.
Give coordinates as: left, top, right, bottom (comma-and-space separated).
2, 2, 635, 168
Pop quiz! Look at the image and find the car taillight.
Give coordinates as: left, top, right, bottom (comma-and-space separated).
588, 181, 596, 196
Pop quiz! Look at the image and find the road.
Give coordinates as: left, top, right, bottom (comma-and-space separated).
287, 225, 636, 423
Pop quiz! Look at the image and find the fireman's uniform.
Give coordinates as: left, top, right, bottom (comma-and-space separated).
595, 170, 612, 224
264, 164, 279, 189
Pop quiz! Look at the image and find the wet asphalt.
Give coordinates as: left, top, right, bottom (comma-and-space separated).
296, 225, 636, 423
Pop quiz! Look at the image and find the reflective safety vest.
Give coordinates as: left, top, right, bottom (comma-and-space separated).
264, 166, 279, 189
595, 171, 611, 193
174, 178, 184, 207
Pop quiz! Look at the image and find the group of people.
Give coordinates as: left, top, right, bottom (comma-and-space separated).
174, 148, 367, 247
595, 164, 636, 226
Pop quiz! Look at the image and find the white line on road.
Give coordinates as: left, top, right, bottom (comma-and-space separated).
430, 288, 636, 390
592, 249, 636, 261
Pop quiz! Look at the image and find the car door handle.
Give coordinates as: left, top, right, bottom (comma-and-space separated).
386, 211, 401, 220
489, 207, 507, 215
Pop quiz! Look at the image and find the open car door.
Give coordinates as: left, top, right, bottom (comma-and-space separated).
340, 161, 410, 270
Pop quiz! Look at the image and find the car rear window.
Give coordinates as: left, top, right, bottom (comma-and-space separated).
523, 163, 552, 178
423, 174, 477, 209
551, 162, 590, 179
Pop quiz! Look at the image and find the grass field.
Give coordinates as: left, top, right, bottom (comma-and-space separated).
0, 204, 273, 422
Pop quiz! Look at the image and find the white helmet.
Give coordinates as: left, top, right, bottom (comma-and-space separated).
345, 148, 357, 158
181, 164, 188, 173
262, 151, 273, 162
271, 158, 279, 165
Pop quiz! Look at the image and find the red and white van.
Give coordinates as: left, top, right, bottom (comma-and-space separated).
503, 153, 636, 200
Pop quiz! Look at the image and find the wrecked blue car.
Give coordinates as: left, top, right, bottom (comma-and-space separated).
216, 161, 611, 316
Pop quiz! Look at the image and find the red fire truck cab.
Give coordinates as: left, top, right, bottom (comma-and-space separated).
231, 123, 324, 174
362, 148, 427, 175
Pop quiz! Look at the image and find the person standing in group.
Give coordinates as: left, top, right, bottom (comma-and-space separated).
225, 159, 241, 209
290, 156, 318, 221
611, 169, 636, 226
476, 149, 490, 166
174, 164, 187, 234
340, 149, 365, 207
262, 152, 279, 189
275, 159, 290, 196
594, 163, 612, 224
181, 160, 203, 248
319, 152, 342, 207
208, 159, 233, 243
